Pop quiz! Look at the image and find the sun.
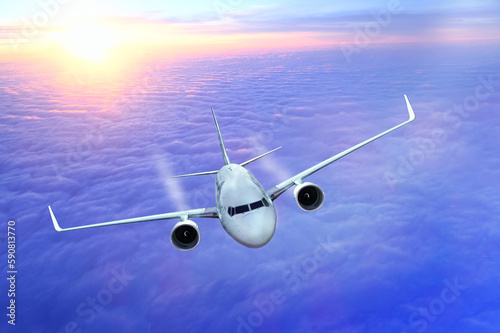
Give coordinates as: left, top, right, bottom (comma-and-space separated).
59, 23, 117, 62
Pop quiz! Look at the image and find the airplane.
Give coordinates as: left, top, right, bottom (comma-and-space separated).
49, 96, 415, 251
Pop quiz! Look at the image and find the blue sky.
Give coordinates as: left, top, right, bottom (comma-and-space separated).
1, 0, 498, 21
1, 1, 500, 333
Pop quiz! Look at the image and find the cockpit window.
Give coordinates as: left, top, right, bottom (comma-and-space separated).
250, 200, 264, 210
227, 197, 268, 217
235, 204, 250, 214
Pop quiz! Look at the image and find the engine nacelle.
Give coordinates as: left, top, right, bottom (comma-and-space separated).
294, 182, 325, 212
170, 220, 200, 251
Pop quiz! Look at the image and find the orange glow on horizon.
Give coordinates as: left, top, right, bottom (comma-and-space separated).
0, 19, 344, 64
1, 18, 499, 66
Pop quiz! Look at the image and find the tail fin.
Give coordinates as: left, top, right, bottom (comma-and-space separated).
211, 107, 230, 166
172, 108, 282, 178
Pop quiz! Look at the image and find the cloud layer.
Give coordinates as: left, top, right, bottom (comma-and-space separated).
1, 40, 500, 333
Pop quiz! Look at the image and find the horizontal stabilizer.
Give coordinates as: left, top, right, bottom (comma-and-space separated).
171, 170, 219, 178
240, 147, 282, 167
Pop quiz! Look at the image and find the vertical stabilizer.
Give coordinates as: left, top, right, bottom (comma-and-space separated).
211, 107, 231, 165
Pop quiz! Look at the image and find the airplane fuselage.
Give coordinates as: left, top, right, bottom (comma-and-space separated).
216, 164, 277, 248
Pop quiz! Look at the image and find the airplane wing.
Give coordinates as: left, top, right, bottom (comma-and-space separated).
267, 95, 415, 200
49, 206, 218, 232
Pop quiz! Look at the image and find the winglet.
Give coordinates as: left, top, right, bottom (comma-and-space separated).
48, 206, 63, 232
267, 94, 416, 200
404, 95, 416, 122
211, 107, 231, 165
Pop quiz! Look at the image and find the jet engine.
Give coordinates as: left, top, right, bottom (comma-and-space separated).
170, 220, 200, 251
294, 182, 325, 212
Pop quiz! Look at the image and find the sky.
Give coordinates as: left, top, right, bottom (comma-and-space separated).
1, 1, 500, 333
0, 0, 499, 62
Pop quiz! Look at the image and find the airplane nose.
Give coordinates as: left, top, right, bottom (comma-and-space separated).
236, 209, 276, 248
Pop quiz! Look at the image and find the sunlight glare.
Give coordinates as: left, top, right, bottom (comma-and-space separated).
59, 23, 117, 62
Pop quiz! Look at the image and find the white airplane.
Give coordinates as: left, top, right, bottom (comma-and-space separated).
49, 96, 415, 251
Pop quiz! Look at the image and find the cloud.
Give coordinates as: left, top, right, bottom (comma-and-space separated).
1, 39, 500, 333
49, 109, 88, 113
